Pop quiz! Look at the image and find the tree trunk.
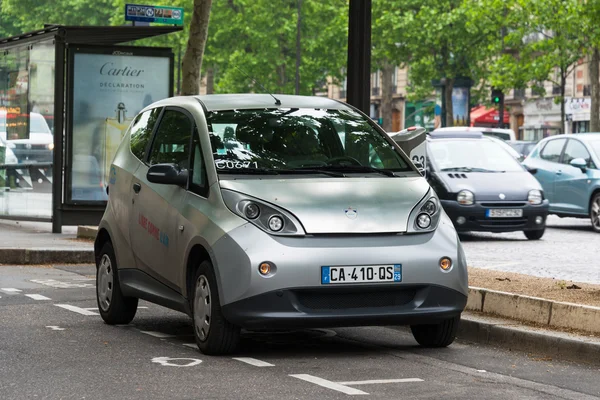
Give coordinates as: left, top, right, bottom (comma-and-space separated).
380, 61, 395, 132
560, 70, 566, 134
590, 48, 600, 132
445, 78, 455, 127
295, 0, 302, 95
206, 66, 215, 94
181, 0, 213, 96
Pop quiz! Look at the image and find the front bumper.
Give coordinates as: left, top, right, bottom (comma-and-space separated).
441, 199, 549, 233
222, 284, 467, 330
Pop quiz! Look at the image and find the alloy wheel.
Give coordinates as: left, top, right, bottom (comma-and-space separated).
194, 275, 212, 342
592, 197, 600, 230
97, 254, 114, 312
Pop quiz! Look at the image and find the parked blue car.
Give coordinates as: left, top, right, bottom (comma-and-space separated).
522, 133, 600, 232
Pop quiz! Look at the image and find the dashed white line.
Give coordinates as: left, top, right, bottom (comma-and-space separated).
1, 288, 22, 293
337, 378, 423, 385
290, 374, 368, 395
46, 326, 65, 331
25, 294, 51, 301
233, 357, 275, 367
140, 331, 175, 338
55, 304, 98, 316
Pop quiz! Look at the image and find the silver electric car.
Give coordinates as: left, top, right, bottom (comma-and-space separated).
95, 94, 468, 355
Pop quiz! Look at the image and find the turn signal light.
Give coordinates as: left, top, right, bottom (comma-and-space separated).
259, 262, 272, 275
440, 257, 452, 271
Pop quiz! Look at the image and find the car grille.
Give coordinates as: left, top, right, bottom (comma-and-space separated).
474, 217, 528, 227
294, 289, 416, 310
480, 202, 527, 208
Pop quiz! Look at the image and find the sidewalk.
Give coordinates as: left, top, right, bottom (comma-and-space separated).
0, 219, 94, 264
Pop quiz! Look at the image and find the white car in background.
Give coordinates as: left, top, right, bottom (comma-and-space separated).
434, 127, 516, 142
0, 111, 53, 163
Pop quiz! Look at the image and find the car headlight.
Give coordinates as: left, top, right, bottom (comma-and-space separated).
221, 189, 304, 236
457, 190, 474, 205
528, 189, 543, 205
407, 190, 441, 233
47, 143, 54, 151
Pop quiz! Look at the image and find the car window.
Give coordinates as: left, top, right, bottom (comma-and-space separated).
148, 110, 192, 169
563, 139, 594, 168
190, 132, 208, 196
428, 139, 523, 172
130, 108, 162, 161
539, 138, 566, 163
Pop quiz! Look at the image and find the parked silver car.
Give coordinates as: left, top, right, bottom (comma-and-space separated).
95, 94, 468, 355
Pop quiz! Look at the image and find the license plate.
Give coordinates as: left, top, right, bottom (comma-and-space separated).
486, 209, 523, 218
321, 265, 402, 285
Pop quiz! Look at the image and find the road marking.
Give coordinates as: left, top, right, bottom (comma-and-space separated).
46, 326, 65, 331
233, 357, 275, 367
55, 304, 98, 315
72, 277, 95, 281
183, 343, 199, 350
1, 288, 22, 293
477, 370, 487, 373
140, 331, 175, 338
290, 374, 368, 395
337, 378, 423, 385
151, 356, 202, 367
31, 279, 93, 289
25, 294, 51, 301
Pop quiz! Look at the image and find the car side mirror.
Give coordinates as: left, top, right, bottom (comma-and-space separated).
147, 163, 188, 186
570, 158, 587, 172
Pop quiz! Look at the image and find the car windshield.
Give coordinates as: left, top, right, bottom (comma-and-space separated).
206, 108, 412, 176
429, 139, 524, 172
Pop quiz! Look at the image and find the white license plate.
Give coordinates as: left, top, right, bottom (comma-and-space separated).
486, 209, 523, 218
321, 265, 402, 285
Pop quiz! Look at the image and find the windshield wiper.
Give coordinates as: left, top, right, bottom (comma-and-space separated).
217, 167, 280, 175
283, 168, 346, 177
295, 165, 397, 177
441, 167, 505, 173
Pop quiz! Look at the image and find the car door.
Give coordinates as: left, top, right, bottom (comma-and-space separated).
553, 138, 595, 215
525, 138, 566, 205
129, 107, 193, 290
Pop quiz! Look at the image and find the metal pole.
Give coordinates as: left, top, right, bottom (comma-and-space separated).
52, 36, 65, 233
346, 0, 371, 114
177, 44, 181, 95
295, 0, 302, 95
498, 94, 504, 129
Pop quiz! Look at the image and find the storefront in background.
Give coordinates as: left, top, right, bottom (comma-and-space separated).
522, 97, 562, 141
565, 97, 591, 133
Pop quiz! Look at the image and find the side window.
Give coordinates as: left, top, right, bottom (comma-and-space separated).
148, 110, 192, 169
540, 139, 566, 163
130, 108, 161, 161
190, 134, 208, 196
563, 139, 594, 168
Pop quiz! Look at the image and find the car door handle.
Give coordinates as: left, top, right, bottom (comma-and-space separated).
133, 183, 141, 193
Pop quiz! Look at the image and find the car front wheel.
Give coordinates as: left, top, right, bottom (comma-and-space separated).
524, 228, 545, 240
591, 193, 600, 233
192, 260, 240, 355
96, 242, 138, 325
410, 315, 460, 348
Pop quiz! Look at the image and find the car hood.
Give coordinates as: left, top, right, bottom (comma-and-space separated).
436, 171, 542, 201
219, 177, 430, 234
8, 132, 53, 145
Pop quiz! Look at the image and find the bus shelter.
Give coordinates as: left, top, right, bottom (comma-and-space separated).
0, 25, 180, 232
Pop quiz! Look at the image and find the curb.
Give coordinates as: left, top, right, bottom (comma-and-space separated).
0, 249, 95, 265
466, 287, 600, 336
77, 226, 98, 240
457, 313, 600, 366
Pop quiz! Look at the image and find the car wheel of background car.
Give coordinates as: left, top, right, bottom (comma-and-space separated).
410, 315, 460, 348
96, 242, 138, 325
590, 193, 600, 233
193, 260, 240, 355
523, 228, 545, 240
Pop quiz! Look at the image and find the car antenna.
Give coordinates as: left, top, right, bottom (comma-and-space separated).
234, 65, 282, 106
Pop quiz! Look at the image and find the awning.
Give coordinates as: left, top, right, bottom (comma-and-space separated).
470, 106, 510, 126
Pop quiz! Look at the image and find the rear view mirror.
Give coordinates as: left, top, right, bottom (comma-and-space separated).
147, 163, 188, 186
570, 158, 587, 172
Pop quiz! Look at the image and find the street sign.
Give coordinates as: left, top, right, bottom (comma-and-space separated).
125, 4, 184, 26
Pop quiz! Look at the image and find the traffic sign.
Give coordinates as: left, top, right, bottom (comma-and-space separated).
125, 4, 184, 26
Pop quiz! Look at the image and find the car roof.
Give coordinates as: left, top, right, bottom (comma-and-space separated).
543, 133, 600, 143
428, 130, 483, 139
195, 94, 349, 112
433, 126, 514, 134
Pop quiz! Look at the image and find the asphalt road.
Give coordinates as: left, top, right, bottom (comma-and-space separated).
1, 264, 600, 400
461, 215, 600, 284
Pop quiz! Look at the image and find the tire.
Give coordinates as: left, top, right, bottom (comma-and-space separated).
410, 315, 460, 348
591, 193, 600, 233
96, 242, 138, 325
192, 260, 240, 355
524, 228, 545, 240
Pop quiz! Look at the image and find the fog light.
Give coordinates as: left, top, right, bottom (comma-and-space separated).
440, 257, 452, 271
268, 215, 284, 231
416, 213, 431, 229
456, 216, 466, 225
259, 262, 271, 275
535, 216, 543, 225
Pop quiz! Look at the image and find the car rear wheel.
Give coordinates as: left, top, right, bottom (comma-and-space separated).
96, 242, 138, 325
591, 193, 600, 233
410, 315, 460, 348
192, 260, 240, 355
524, 228, 545, 240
